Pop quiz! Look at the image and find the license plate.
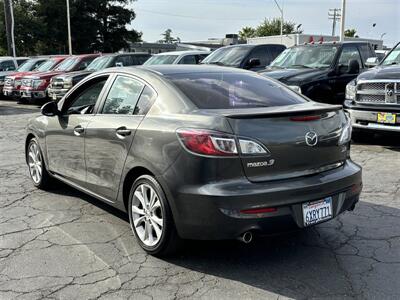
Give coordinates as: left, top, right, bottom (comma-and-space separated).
377, 112, 396, 124
302, 197, 332, 226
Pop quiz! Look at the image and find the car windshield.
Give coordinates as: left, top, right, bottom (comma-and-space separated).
201, 46, 250, 67
144, 55, 179, 65
17, 60, 42, 72
35, 59, 58, 72
54, 57, 79, 71
167, 72, 306, 109
271, 45, 338, 69
381, 44, 400, 65
86, 56, 114, 71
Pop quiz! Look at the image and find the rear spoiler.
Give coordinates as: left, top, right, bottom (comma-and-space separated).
201, 103, 343, 119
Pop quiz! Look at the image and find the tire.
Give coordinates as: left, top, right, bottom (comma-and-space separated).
128, 175, 181, 256
26, 138, 52, 189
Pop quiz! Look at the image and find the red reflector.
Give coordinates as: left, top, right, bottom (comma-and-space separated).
290, 115, 321, 122
240, 207, 277, 214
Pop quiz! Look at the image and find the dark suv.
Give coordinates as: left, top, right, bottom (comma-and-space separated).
48, 53, 151, 101
259, 41, 377, 104
201, 44, 286, 71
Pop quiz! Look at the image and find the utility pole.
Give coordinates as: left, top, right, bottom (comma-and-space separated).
340, 0, 346, 42
328, 8, 341, 37
66, 0, 72, 55
273, 0, 284, 43
3, 0, 16, 56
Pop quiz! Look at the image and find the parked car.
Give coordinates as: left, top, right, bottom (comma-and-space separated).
48, 53, 151, 101
259, 41, 377, 104
344, 42, 400, 140
0, 56, 29, 93
25, 65, 362, 256
3, 57, 67, 99
201, 44, 286, 71
2, 57, 51, 98
143, 51, 209, 65
19, 54, 100, 104
374, 50, 390, 63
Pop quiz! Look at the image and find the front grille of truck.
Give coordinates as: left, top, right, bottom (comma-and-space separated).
51, 79, 64, 89
356, 80, 400, 105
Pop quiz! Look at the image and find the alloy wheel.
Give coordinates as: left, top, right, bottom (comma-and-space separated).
28, 142, 42, 184
131, 183, 164, 247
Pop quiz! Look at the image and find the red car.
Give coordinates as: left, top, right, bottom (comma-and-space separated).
19, 54, 100, 103
3, 57, 67, 98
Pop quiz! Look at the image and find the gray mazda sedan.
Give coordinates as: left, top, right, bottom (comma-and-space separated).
25, 65, 362, 255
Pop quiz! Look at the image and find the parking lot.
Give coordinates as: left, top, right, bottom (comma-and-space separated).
0, 100, 399, 299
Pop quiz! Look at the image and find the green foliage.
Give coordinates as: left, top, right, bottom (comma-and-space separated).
344, 28, 358, 38
159, 29, 180, 44
0, 0, 142, 55
238, 26, 256, 40
239, 18, 301, 39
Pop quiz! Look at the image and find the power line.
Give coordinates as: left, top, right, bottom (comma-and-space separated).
328, 8, 341, 37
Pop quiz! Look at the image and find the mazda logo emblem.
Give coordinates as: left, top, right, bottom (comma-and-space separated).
305, 131, 318, 147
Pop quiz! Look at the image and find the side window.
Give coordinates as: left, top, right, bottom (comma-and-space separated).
132, 55, 150, 65
77, 57, 96, 70
195, 54, 208, 64
0, 60, 16, 71
115, 55, 132, 66
65, 79, 107, 115
17, 59, 27, 66
358, 44, 375, 62
269, 46, 285, 60
248, 47, 268, 66
179, 55, 197, 64
338, 46, 362, 67
134, 86, 157, 115
102, 76, 144, 115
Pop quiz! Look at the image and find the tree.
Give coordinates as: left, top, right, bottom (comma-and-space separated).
238, 26, 256, 40
344, 28, 358, 38
159, 29, 179, 44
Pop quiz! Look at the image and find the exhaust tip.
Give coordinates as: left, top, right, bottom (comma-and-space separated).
239, 231, 253, 244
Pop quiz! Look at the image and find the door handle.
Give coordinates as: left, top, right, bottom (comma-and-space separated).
74, 125, 84, 136
116, 127, 131, 137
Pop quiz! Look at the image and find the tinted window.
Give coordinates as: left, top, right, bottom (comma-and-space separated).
382, 43, 400, 65
144, 55, 179, 65
0, 60, 16, 71
339, 46, 362, 67
66, 80, 107, 114
76, 57, 96, 70
269, 46, 286, 59
202, 46, 250, 67
134, 86, 157, 115
168, 72, 306, 109
17, 59, 27, 65
102, 76, 144, 115
179, 55, 197, 64
115, 55, 132, 66
248, 47, 270, 67
132, 55, 150, 65
358, 44, 374, 62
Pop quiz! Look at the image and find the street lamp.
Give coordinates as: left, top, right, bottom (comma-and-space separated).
380, 33, 386, 40
273, 0, 284, 43
66, 0, 72, 55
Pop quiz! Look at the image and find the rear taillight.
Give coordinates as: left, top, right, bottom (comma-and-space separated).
290, 115, 321, 121
177, 128, 269, 157
177, 129, 238, 156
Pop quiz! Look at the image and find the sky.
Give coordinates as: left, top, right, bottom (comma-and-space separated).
130, 0, 399, 48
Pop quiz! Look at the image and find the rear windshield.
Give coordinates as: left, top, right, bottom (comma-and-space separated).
144, 55, 178, 65
167, 72, 307, 109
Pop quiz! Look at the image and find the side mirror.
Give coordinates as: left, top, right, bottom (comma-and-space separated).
41, 101, 59, 117
365, 57, 379, 68
247, 58, 261, 68
115, 62, 123, 67
348, 59, 360, 74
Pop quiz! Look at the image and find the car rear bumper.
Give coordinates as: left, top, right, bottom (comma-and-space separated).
165, 159, 362, 240
344, 100, 400, 133
48, 87, 69, 101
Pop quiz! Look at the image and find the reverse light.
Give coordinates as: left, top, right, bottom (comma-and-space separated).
239, 139, 268, 155
177, 129, 238, 156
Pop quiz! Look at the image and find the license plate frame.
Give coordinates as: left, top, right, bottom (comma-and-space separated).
377, 112, 396, 124
302, 197, 333, 227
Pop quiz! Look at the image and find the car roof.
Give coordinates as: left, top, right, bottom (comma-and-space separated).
101, 52, 150, 57
131, 64, 253, 75
153, 50, 210, 56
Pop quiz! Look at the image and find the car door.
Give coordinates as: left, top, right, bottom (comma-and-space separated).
84, 74, 148, 201
333, 45, 363, 103
45, 76, 110, 186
